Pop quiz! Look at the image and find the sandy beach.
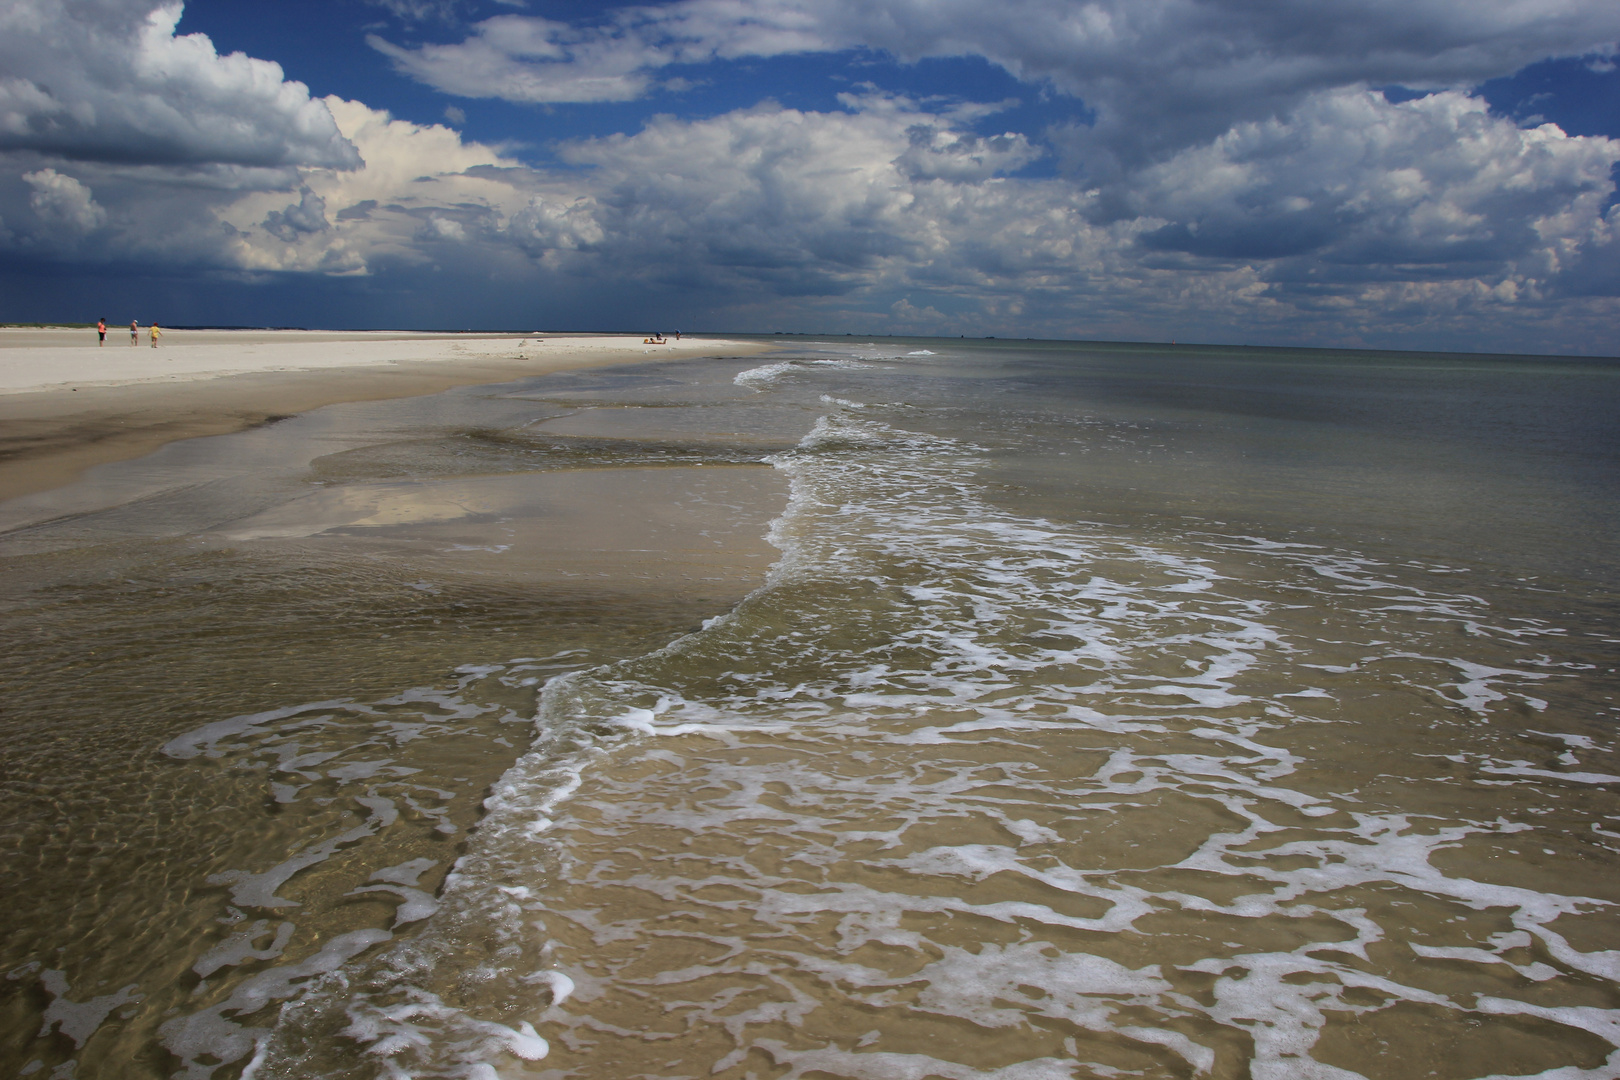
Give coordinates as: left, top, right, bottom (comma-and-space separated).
0, 328, 770, 504
3, 337, 1620, 1080
0, 337, 809, 1078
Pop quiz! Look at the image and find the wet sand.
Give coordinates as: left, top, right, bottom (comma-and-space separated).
0, 329, 770, 504
0, 342, 803, 1077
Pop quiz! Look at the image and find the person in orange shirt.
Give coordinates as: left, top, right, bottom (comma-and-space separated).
96, 317, 106, 346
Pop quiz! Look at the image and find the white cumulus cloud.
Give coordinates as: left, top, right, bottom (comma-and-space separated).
3, 1, 1616, 353
1129, 89, 1620, 277
214, 97, 525, 274
0, 0, 359, 169
24, 167, 107, 233
369, 0, 1620, 168
368, 15, 660, 104
62, 86, 1609, 348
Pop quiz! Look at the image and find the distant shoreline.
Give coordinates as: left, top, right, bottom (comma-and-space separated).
0, 324, 727, 334
3, 324, 1613, 361
0, 328, 775, 507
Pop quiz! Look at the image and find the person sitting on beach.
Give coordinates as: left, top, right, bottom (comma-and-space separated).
149, 322, 161, 348
97, 317, 106, 346
130, 319, 138, 346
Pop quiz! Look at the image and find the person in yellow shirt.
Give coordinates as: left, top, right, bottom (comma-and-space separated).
149, 322, 161, 348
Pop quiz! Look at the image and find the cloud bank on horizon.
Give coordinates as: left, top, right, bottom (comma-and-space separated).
2, 0, 1618, 352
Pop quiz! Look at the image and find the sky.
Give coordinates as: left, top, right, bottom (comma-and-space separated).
1, 0, 1618, 353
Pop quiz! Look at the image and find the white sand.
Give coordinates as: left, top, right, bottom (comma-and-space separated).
0, 328, 774, 504
0, 328, 748, 394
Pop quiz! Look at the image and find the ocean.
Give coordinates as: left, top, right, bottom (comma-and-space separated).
2, 338, 1617, 1080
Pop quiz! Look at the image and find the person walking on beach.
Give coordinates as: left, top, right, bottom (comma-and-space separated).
149, 322, 161, 348
130, 319, 138, 346
97, 317, 106, 346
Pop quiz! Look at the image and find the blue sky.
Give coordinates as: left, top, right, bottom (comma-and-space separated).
2, 0, 1618, 353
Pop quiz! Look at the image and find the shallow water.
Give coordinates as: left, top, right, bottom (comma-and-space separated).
3, 340, 1618, 1080
0, 357, 801, 1078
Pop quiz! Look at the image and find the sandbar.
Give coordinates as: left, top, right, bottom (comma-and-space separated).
0, 329, 770, 505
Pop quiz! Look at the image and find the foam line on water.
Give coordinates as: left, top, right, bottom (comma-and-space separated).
735, 357, 871, 392
236, 411, 1620, 1079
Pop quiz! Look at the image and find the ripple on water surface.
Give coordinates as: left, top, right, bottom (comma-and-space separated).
6, 347, 1619, 1080
242, 413, 1620, 1080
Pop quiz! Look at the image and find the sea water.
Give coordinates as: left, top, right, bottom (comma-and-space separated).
3, 339, 1618, 1080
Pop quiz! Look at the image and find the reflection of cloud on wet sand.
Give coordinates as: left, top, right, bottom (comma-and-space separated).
216, 465, 787, 596
527, 404, 798, 447
220, 480, 515, 539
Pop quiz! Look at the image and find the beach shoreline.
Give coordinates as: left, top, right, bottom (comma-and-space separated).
0, 329, 774, 505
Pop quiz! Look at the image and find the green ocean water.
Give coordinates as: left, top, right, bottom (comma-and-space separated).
2, 339, 1618, 1080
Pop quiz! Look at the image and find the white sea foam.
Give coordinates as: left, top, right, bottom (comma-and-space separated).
224, 383, 1618, 1079
732, 360, 798, 389
734, 357, 871, 391
37, 973, 141, 1051
144, 657, 593, 1079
